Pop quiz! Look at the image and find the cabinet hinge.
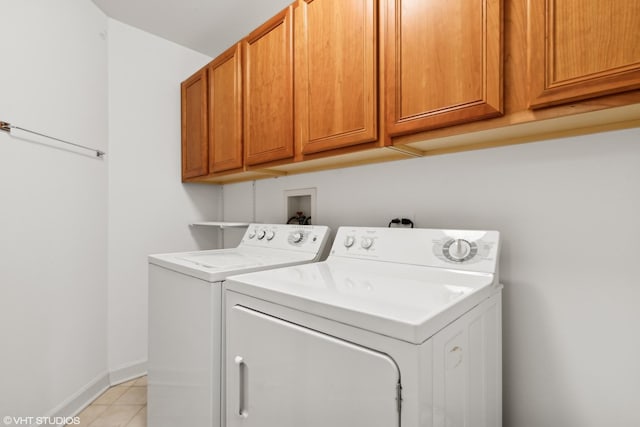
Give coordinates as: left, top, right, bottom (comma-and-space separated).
396, 381, 403, 414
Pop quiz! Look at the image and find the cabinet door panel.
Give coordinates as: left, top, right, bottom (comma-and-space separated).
385, 0, 503, 136
297, 0, 377, 154
529, 0, 640, 108
181, 69, 208, 180
209, 44, 243, 173
243, 7, 294, 166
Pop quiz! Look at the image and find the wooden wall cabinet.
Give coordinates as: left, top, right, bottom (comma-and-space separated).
182, 0, 640, 185
529, 0, 640, 108
243, 6, 295, 166
181, 45, 243, 181
294, 0, 378, 155
181, 68, 208, 180
384, 0, 503, 137
208, 44, 243, 173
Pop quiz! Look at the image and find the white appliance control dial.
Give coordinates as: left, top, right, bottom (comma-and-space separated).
266, 230, 275, 241
443, 239, 477, 262
360, 237, 374, 250
257, 230, 266, 240
248, 230, 256, 239
291, 232, 304, 243
344, 236, 355, 248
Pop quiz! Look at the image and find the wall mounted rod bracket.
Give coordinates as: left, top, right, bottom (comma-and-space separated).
0, 120, 105, 158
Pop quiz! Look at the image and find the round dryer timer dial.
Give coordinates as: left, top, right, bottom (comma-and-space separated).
443, 238, 478, 262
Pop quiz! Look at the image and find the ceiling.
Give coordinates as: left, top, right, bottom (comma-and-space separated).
92, 0, 292, 57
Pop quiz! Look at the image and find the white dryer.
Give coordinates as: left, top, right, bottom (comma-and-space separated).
147, 224, 330, 427
224, 226, 502, 427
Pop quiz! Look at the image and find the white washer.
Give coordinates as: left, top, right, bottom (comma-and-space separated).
224, 226, 502, 427
147, 224, 331, 427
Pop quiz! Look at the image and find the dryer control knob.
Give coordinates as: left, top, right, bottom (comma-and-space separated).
360, 237, 374, 250
444, 239, 472, 261
248, 230, 256, 239
266, 230, 275, 241
344, 235, 355, 248
257, 230, 266, 240
292, 232, 304, 243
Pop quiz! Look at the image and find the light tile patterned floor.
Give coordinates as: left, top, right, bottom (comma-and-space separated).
68, 376, 147, 427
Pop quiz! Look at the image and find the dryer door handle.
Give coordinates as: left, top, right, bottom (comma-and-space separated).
235, 356, 249, 418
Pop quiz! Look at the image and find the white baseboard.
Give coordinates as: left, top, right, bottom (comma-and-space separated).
34, 360, 148, 427
36, 371, 110, 427
108, 360, 148, 385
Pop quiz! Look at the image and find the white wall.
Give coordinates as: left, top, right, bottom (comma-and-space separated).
223, 128, 640, 427
0, 0, 109, 419
107, 19, 219, 378
0, 1, 222, 418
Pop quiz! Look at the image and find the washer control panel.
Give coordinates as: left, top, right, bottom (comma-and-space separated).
241, 224, 330, 253
331, 227, 500, 274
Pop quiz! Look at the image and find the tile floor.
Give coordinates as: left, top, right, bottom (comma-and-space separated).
67, 376, 147, 427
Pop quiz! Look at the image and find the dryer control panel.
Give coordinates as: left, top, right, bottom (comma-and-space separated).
330, 227, 500, 274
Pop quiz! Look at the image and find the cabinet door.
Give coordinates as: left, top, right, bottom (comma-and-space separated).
226, 305, 400, 427
209, 44, 243, 173
243, 7, 294, 166
384, 0, 503, 137
295, 0, 377, 155
529, 0, 640, 108
181, 68, 208, 180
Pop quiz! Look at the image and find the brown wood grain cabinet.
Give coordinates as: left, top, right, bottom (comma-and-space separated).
243, 6, 295, 166
181, 68, 209, 180
384, 0, 503, 137
529, 0, 640, 108
208, 44, 243, 173
181, 0, 640, 185
295, 0, 378, 155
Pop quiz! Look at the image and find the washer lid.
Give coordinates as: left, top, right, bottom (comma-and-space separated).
148, 247, 314, 282
225, 258, 501, 344
148, 223, 331, 282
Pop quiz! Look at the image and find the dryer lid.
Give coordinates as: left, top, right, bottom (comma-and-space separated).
225, 258, 501, 344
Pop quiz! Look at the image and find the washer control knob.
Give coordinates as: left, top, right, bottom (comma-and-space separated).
266, 230, 275, 241
344, 235, 355, 248
248, 230, 256, 239
445, 239, 472, 261
257, 230, 266, 240
360, 237, 374, 250
292, 232, 304, 243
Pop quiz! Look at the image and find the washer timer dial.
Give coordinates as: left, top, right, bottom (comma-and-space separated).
443, 239, 478, 262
